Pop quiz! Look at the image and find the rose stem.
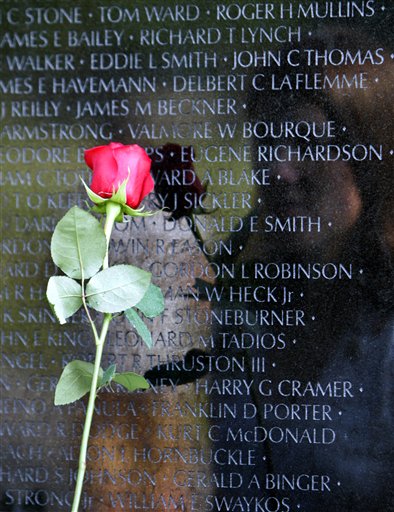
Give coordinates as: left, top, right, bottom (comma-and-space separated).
71, 201, 121, 512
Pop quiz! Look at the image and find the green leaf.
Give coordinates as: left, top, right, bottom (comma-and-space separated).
82, 179, 155, 218
51, 206, 107, 279
83, 177, 127, 206
100, 364, 116, 387
46, 276, 83, 324
135, 283, 164, 318
113, 372, 150, 392
54, 360, 102, 406
125, 308, 152, 348
122, 204, 155, 217
90, 205, 124, 223
85, 264, 151, 313
111, 177, 128, 204
82, 179, 107, 205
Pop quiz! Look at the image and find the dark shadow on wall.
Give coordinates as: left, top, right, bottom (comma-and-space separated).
145, 25, 394, 512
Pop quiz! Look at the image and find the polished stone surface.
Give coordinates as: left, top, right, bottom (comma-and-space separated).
1, 2, 393, 510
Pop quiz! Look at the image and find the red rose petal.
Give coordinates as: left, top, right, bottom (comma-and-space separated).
113, 145, 152, 208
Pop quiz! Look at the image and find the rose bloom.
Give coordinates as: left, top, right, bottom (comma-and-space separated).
150, 143, 206, 219
84, 142, 153, 209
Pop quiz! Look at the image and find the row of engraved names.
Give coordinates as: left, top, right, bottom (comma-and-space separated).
1, 69, 384, 99
1, 377, 360, 414
0, 462, 347, 496
0, 143, 386, 167
3, 46, 386, 72
2, 3, 381, 26
0, 481, 336, 512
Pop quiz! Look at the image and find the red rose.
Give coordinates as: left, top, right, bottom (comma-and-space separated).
84, 142, 153, 209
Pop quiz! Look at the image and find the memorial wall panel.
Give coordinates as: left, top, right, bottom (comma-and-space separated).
1, 1, 393, 511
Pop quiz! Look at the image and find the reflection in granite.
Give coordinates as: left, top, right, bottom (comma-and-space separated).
1, 4, 393, 512
150, 143, 206, 220
206, 27, 394, 512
